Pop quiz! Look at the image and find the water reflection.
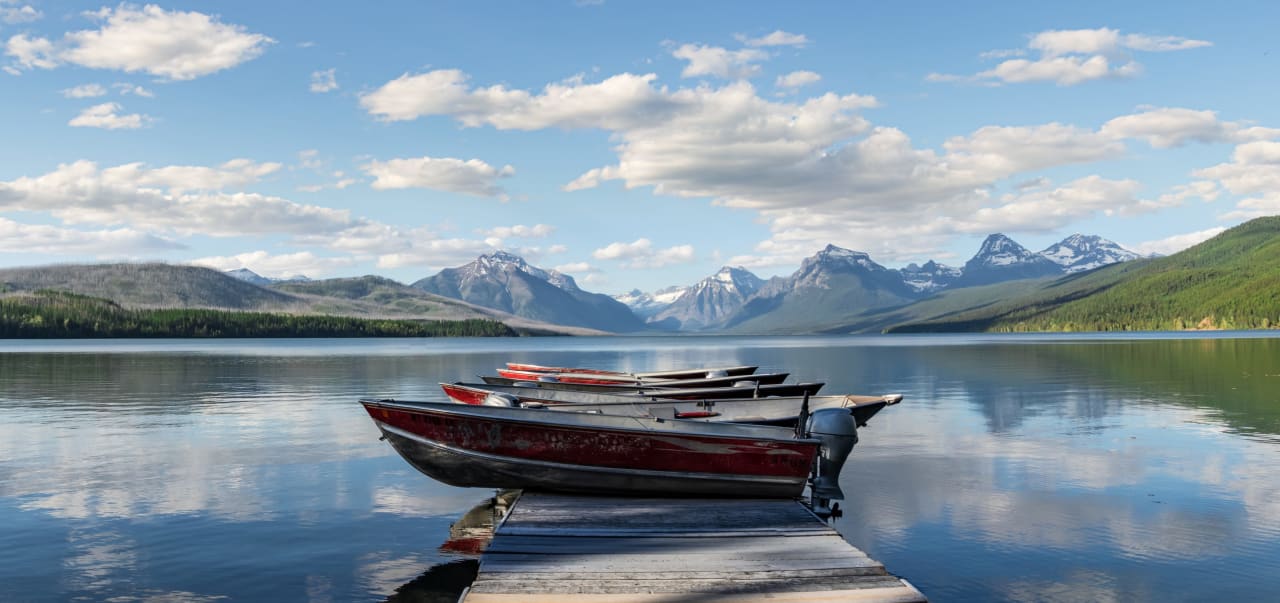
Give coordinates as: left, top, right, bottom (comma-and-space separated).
2, 335, 1279, 601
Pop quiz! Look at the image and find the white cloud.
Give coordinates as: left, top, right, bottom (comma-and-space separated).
930, 27, 1211, 86
775, 70, 821, 90
737, 30, 809, 48
1194, 141, 1280, 221
5, 5, 272, 79
309, 68, 337, 93
671, 43, 768, 79
0, 160, 354, 239
361, 70, 685, 127
1101, 107, 1280, 148
2, 4, 41, 24
374, 237, 494, 270
68, 102, 151, 129
363, 66, 1268, 268
592, 238, 695, 269
113, 82, 154, 97
0, 218, 183, 255
5, 33, 57, 68
362, 156, 515, 198
553, 261, 598, 274
62, 83, 107, 98
190, 250, 353, 279
955, 176, 1168, 234
1131, 227, 1227, 256
481, 224, 554, 239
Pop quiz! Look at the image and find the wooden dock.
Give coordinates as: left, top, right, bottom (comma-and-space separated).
462, 491, 927, 603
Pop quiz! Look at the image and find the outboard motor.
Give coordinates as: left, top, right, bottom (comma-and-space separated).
805, 407, 859, 518
482, 392, 518, 407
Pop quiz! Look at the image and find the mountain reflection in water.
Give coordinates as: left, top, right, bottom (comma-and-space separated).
2, 335, 1279, 602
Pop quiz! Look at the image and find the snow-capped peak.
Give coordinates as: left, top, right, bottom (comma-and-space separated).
805, 245, 886, 273
461, 250, 578, 291
898, 260, 961, 293
971, 234, 1041, 267
1039, 234, 1140, 274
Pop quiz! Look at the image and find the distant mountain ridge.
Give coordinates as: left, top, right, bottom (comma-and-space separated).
412, 251, 644, 332
649, 266, 764, 330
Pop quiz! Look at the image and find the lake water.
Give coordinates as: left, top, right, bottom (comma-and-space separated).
2, 334, 1280, 602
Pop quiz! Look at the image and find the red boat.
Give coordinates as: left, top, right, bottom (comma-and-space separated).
360, 399, 825, 498
494, 369, 791, 387
477, 375, 826, 398
505, 363, 759, 380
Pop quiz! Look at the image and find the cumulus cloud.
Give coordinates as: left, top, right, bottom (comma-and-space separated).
1194, 141, 1280, 221
954, 176, 1169, 234
553, 261, 598, 274
5, 5, 272, 79
1131, 227, 1227, 256
68, 102, 151, 129
62, 83, 107, 98
362, 65, 1272, 267
1101, 107, 1280, 148
0, 160, 352, 238
309, 68, 337, 93
929, 27, 1210, 86
190, 250, 353, 278
671, 44, 768, 79
775, 70, 821, 90
2, 4, 41, 24
113, 82, 154, 97
480, 224, 554, 239
362, 156, 515, 198
361, 69, 684, 127
737, 30, 809, 48
0, 218, 183, 255
592, 238, 695, 269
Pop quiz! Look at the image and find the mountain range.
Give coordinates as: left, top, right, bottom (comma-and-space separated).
6, 223, 1273, 336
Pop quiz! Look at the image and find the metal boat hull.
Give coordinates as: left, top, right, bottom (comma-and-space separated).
441, 382, 901, 427
362, 400, 817, 498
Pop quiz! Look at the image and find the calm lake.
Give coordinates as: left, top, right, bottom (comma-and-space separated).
2, 334, 1279, 602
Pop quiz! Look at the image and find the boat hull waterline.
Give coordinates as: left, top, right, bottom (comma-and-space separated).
361, 399, 818, 498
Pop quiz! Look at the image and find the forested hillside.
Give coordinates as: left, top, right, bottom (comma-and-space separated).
0, 290, 517, 338
885, 217, 1280, 333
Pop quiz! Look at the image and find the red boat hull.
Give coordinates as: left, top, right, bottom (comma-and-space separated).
361, 399, 817, 498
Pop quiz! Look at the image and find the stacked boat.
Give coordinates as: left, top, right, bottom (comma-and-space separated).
360, 362, 902, 508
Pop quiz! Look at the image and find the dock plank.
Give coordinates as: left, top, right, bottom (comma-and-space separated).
463, 492, 926, 603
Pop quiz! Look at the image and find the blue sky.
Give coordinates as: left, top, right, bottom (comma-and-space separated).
2, 1, 1278, 293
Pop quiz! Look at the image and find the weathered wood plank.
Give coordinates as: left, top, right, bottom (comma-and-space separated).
464, 585, 928, 603
462, 492, 927, 603
469, 575, 909, 594
478, 555, 882, 573
473, 567, 888, 581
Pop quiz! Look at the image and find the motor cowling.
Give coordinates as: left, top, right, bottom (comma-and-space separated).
806, 408, 858, 502
482, 392, 518, 407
